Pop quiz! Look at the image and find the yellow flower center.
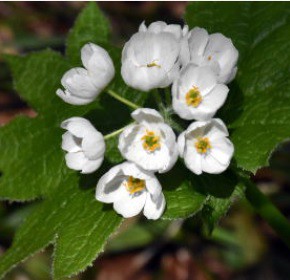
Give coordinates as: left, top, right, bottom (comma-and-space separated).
125, 176, 146, 194
141, 130, 161, 152
207, 55, 212, 61
185, 86, 202, 107
195, 137, 211, 154
146, 60, 161, 68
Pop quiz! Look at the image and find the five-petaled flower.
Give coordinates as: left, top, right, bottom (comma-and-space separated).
118, 108, 178, 173
96, 162, 165, 219
61, 117, 105, 173
182, 27, 238, 84
177, 118, 234, 175
121, 21, 186, 91
172, 64, 229, 121
57, 43, 115, 105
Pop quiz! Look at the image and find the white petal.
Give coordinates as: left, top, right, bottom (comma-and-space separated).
146, 177, 162, 200
81, 157, 104, 174
65, 152, 87, 171
120, 162, 153, 181
204, 118, 229, 140
188, 27, 209, 62
56, 89, 93, 106
82, 131, 105, 160
201, 153, 228, 174
121, 59, 169, 92
143, 192, 166, 220
61, 117, 96, 138
61, 131, 82, 153
118, 124, 142, 153
131, 108, 164, 124
96, 164, 126, 203
160, 145, 179, 173
180, 65, 217, 96
61, 68, 99, 99
81, 43, 115, 89
183, 143, 203, 175
113, 191, 146, 218
197, 84, 229, 118
210, 137, 234, 166
147, 21, 167, 33
177, 131, 186, 157
138, 21, 147, 32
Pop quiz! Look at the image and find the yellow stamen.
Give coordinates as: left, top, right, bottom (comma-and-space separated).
208, 55, 212, 61
195, 137, 211, 154
185, 86, 202, 107
141, 130, 161, 152
147, 60, 161, 68
125, 176, 146, 194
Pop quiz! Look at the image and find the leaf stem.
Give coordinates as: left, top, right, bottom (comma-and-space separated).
107, 89, 140, 110
104, 123, 134, 140
242, 176, 290, 247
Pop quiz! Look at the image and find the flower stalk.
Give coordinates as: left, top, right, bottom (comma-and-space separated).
242, 176, 290, 248
107, 89, 140, 110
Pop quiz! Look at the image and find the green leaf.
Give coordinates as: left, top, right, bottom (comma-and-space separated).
200, 183, 245, 236
160, 163, 238, 220
0, 3, 136, 278
0, 51, 97, 200
66, 2, 111, 65
185, 2, 290, 172
0, 176, 122, 279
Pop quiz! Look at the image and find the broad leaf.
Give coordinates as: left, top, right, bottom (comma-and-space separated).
0, 3, 127, 278
0, 176, 122, 279
186, 2, 290, 172
66, 2, 111, 65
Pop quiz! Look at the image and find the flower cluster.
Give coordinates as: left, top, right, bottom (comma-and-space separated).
58, 21, 238, 220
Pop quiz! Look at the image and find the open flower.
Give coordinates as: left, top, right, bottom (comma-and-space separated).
96, 162, 165, 219
178, 119, 234, 174
57, 43, 115, 105
118, 108, 178, 173
182, 27, 238, 84
172, 64, 229, 121
61, 117, 105, 173
121, 22, 182, 91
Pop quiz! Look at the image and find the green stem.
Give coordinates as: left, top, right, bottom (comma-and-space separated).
107, 90, 140, 110
165, 87, 172, 107
104, 123, 134, 140
242, 176, 290, 247
154, 89, 164, 110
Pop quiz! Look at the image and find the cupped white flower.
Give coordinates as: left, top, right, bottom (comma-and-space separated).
96, 162, 166, 220
178, 118, 234, 175
182, 27, 238, 84
61, 117, 105, 174
172, 64, 229, 121
57, 43, 115, 105
118, 108, 178, 173
121, 23, 183, 92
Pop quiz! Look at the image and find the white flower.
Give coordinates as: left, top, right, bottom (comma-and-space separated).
118, 108, 178, 173
172, 64, 229, 121
178, 118, 234, 175
182, 27, 238, 84
121, 22, 183, 92
96, 162, 165, 220
57, 43, 115, 105
61, 117, 105, 174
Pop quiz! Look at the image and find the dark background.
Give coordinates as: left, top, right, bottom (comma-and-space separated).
1, 2, 290, 280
